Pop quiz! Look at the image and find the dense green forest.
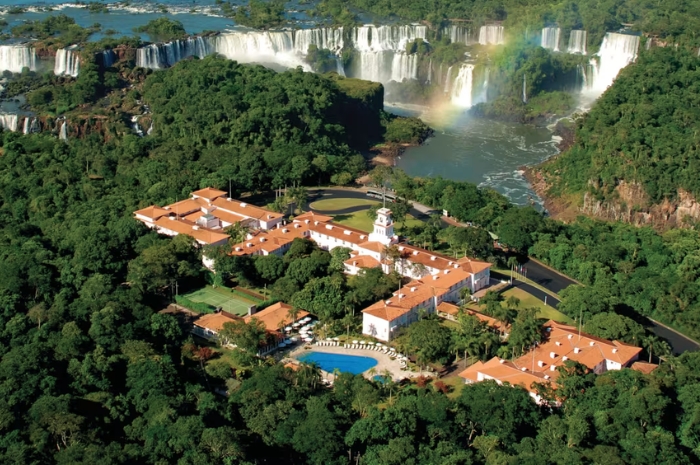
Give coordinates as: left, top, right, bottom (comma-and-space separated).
541, 47, 700, 208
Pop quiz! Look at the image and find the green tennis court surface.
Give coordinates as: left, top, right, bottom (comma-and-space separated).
182, 286, 256, 316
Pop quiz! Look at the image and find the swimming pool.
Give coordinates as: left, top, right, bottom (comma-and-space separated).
296, 351, 378, 375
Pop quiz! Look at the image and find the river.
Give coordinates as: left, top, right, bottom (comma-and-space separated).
388, 104, 559, 207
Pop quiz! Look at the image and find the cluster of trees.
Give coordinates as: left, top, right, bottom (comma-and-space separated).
222, 0, 286, 29
133, 17, 188, 42
209, 237, 400, 326
10, 14, 99, 44
544, 47, 700, 207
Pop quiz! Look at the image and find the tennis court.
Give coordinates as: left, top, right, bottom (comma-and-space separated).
182, 286, 258, 316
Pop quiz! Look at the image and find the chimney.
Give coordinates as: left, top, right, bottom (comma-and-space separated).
226, 197, 232, 201
430, 256, 436, 261
549, 352, 557, 359
568, 334, 573, 339
499, 359, 505, 364
235, 247, 242, 252
562, 356, 568, 361
574, 348, 581, 354
305, 219, 310, 224
432, 275, 438, 280
589, 341, 595, 346
411, 287, 416, 292
413, 251, 419, 255
192, 225, 200, 230
612, 348, 618, 353
537, 360, 544, 368
555, 341, 562, 346
448, 261, 453, 265
521, 367, 527, 372
550, 365, 556, 371
544, 375, 550, 380
443, 269, 449, 275
240, 202, 247, 208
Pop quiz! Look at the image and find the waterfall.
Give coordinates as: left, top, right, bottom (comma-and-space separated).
426, 58, 432, 84
568, 30, 587, 54
478, 25, 504, 45
23, 117, 41, 134
147, 121, 154, 136
451, 64, 474, 108
294, 27, 343, 54
483, 67, 490, 96
137, 36, 212, 69
102, 49, 117, 67
522, 74, 527, 103
541, 27, 561, 51
335, 57, 346, 76
59, 121, 68, 140
353, 24, 427, 51
390, 53, 417, 82
134, 25, 428, 84
444, 65, 454, 93
131, 116, 143, 137
588, 33, 640, 96
54, 47, 80, 77
0, 114, 18, 132
442, 25, 474, 45
0, 46, 36, 73
210, 31, 307, 70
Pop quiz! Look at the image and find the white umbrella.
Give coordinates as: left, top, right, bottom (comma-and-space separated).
284, 326, 292, 332
304, 337, 313, 342
290, 337, 298, 342
302, 317, 312, 323
352, 340, 359, 344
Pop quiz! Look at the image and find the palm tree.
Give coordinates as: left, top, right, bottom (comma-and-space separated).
382, 244, 402, 275
507, 256, 519, 283
459, 286, 472, 305
286, 305, 300, 326
505, 296, 521, 311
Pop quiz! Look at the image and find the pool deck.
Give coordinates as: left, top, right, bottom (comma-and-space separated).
286, 344, 419, 381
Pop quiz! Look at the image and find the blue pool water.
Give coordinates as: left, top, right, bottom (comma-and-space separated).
297, 351, 378, 375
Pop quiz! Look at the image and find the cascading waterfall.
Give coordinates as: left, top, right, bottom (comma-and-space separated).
444, 65, 454, 93
541, 27, 561, 51
426, 58, 432, 84
54, 47, 80, 77
137, 36, 212, 69
353, 24, 427, 51
451, 64, 474, 108
102, 49, 117, 67
294, 27, 344, 54
23, 117, 41, 134
335, 57, 346, 76
0, 114, 19, 132
587, 33, 640, 96
134, 25, 427, 84
442, 25, 474, 45
478, 25, 504, 45
0, 46, 36, 73
210, 31, 307, 70
131, 116, 144, 137
522, 74, 527, 103
568, 30, 587, 54
390, 53, 417, 83
483, 67, 490, 99
59, 121, 68, 140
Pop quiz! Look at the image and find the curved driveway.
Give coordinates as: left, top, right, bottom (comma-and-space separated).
307, 189, 698, 353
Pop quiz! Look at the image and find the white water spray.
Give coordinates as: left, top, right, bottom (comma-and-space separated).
451, 64, 474, 108
541, 27, 561, 51
0, 114, 19, 132
54, 47, 80, 77
0, 46, 36, 73
478, 25, 504, 45
568, 30, 587, 54
587, 33, 640, 97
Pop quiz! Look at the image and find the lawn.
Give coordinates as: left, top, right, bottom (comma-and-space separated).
181, 286, 258, 316
501, 287, 573, 324
309, 198, 380, 211
332, 211, 425, 233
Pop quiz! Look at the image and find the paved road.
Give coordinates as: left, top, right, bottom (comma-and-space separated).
307, 188, 699, 354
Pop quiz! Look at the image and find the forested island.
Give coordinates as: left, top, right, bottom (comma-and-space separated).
0, 2, 700, 464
